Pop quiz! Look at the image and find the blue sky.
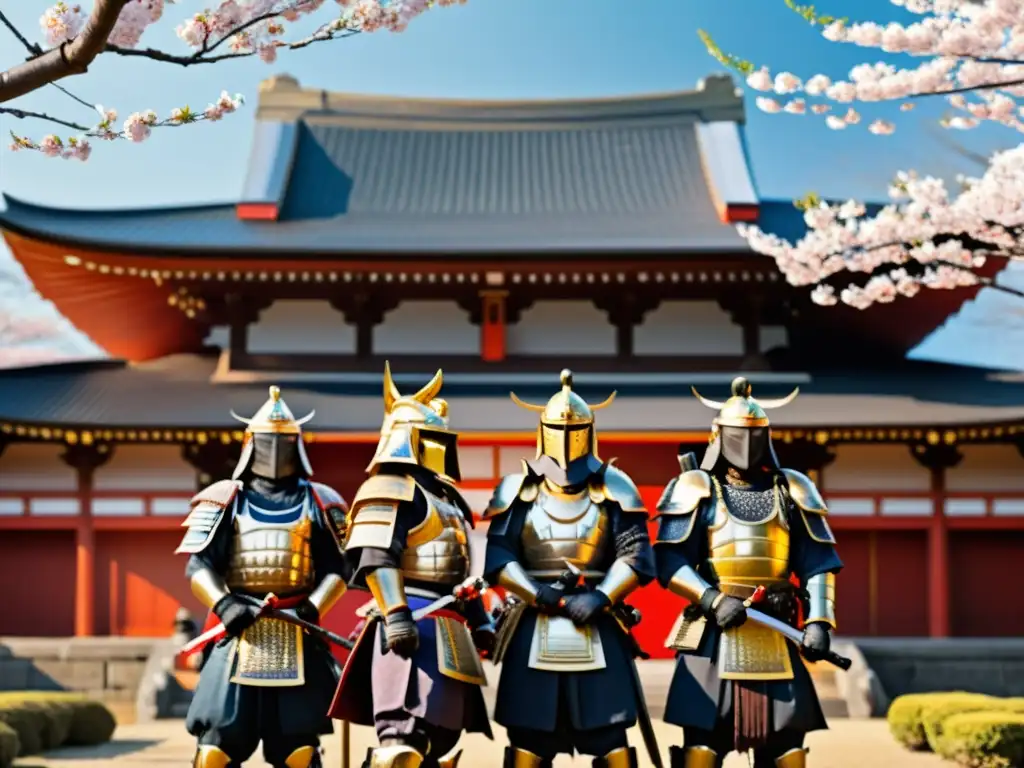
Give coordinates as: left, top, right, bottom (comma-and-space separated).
1, 0, 1023, 368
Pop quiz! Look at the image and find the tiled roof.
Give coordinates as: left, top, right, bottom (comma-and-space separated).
0, 356, 1021, 432
0, 77, 757, 255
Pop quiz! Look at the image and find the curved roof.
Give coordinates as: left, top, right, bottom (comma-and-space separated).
0, 355, 1021, 435
0, 75, 757, 255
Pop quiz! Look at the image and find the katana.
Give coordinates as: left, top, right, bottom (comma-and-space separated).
179, 594, 354, 658
746, 607, 852, 671
410, 577, 489, 622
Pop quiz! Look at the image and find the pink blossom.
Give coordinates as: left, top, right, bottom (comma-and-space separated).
756, 97, 782, 113
39, 135, 63, 157
746, 69, 773, 91
40, 2, 84, 46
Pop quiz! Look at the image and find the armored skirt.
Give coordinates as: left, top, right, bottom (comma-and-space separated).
492, 606, 639, 733
187, 631, 338, 739
663, 623, 826, 735
328, 593, 491, 738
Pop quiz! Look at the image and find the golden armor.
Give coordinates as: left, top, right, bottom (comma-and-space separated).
485, 370, 646, 674
679, 745, 717, 768
510, 368, 615, 470
367, 363, 461, 481
345, 366, 485, 688
176, 386, 348, 688
659, 380, 836, 680
193, 745, 232, 768
775, 748, 808, 767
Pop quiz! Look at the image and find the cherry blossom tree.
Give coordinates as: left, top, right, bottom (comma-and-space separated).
0, 0, 466, 160
701, 0, 1024, 310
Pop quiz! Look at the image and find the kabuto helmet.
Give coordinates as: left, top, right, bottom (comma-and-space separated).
693, 376, 799, 472
230, 386, 315, 480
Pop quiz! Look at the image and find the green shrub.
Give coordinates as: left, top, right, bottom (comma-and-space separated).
920, 696, 1024, 752
65, 700, 116, 746
938, 710, 1024, 768
888, 692, 989, 751
0, 722, 19, 768
0, 693, 115, 755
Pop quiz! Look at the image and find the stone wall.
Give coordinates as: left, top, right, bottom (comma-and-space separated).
0, 637, 159, 723
854, 638, 1024, 715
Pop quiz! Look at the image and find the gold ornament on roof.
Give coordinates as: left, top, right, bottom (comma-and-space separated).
692, 376, 799, 429
230, 386, 314, 435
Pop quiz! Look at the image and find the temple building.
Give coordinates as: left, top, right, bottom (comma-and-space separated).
1, 73, 1022, 654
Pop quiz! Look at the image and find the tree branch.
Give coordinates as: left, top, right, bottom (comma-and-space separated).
104, 23, 358, 67
0, 11, 43, 57
0, 106, 89, 132
0, 0, 131, 104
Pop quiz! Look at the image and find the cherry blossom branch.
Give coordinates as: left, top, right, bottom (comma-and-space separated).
0, 106, 89, 132
738, 143, 1024, 310
0, 0, 131, 104
8, 91, 245, 161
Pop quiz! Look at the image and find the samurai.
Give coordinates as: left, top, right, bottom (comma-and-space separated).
176, 386, 350, 768
654, 377, 843, 768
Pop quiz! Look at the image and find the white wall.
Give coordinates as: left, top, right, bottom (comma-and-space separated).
374, 301, 477, 355
633, 301, 790, 356
247, 300, 356, 354
947, 445, 1024, 492
822, 444, 931, 492
93, 445, 197, 492
507, 301, 615, 356
0, 444, 77, 491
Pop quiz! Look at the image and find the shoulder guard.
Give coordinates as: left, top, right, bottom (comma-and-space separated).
346, 474, 418, 552
781, 468, 835, 545
481, 468, 537, 521
310, 481, 350, 548
654, 469, 710, 545
174, 480, 240, 555
589, 460, 646, 514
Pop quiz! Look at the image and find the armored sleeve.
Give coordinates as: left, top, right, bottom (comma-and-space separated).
653, 470, 713, 599
482, 474, 532, 584
783, 469, 842, 629
175, 480, 239, 557
597, 463, 656, 588
308, 482, 352, 586
345, 473, 425, 588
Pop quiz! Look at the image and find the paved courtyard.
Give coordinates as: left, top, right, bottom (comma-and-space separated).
15, 719, 947, 768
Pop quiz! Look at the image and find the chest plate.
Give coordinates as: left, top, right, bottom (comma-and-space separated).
520, 485, 612, 575
706, 482, 791, 599
401, 487, 471, 589
226, 491, 315, 596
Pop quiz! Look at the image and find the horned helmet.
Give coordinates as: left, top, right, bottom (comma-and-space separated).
693, 376, 799, 472
231, 385, 315, 480
367, 362, 461, 482
511, 369, 615, 470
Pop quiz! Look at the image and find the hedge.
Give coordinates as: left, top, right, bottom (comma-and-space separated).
939, 710, 1024, 768
0, 693, 116, 767
926, 698, 1024, 756
888, 692, 994, 751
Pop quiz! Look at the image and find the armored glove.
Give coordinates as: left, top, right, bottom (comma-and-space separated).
534, 584, 564, 614
699, 588, 748, 630
383, 608, 419, 658
800, 622, 832, 661
212, 594, 261, 637
292, 599, 320, 625
562, 590, 611, 626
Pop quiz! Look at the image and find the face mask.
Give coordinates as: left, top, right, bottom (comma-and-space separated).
719, 426, 769, 471
249, 434, 301, 480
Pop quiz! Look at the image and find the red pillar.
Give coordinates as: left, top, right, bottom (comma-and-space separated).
480, 291, 507, 362
912, 443, 960, 639
64, 441, 112, 637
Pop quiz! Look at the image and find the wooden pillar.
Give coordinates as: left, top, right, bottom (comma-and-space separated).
62, 442, 113, 638
182, 443, 239, 488
480, 291, 508, 362
911, 443, 962, 638
332, 292, 398, 360
594, 292, 658, 360
720, 293, 768, 370
224, 293, 270, 359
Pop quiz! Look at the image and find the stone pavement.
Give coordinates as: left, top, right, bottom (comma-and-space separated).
16, 719, 947, 768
